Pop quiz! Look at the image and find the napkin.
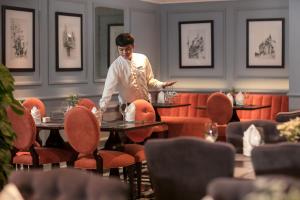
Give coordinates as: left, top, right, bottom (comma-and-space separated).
31, 106, 41, 124
157, 91, 165, 103
235, 91, 244, 106
125, 103, 136, 122
226, 93, 234, 106
243, 124, 262, 156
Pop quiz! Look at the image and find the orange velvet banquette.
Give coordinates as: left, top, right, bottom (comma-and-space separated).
157, 92, 288, 139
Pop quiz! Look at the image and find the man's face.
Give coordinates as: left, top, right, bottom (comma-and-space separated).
118, 44, 134, 60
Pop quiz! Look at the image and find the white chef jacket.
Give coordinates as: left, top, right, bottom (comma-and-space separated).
99, 53, 164, 112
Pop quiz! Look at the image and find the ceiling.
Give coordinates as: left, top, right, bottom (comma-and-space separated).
140, 0, 235, 4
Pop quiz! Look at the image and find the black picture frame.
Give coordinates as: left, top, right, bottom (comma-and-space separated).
2, 6, 35, 72
179, 20, 214, 68
107, 23, 123, 68
55, 12, 83, 71
246, 18, 285, 68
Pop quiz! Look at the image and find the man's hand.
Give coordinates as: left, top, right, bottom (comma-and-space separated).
162, 81, 176, 88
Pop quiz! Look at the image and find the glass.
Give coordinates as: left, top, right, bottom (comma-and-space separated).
119, 102, 127, 121
204, 122, 218, 142
164, 86, 177, 104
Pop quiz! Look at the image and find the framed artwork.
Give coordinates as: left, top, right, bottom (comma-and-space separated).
107, 24, 123, 67
179, 20, 214, 68
55, 12, 83, 71
247, 18, 285, 68
2, 6, 35, 72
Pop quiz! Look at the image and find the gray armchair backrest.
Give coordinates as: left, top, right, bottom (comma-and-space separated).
226, 120, 285, 153
275, 110, 300, 122
252, 142, 300, 178
9, 168, 128, 200
207, 177, 253, 200
145, 137, 235, 200
207, 176, 300, 200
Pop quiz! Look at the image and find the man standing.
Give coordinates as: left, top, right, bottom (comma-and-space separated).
99, 33, 176, 112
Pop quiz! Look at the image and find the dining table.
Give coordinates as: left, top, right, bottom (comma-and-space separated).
195, 104, 271, 122
36, 119, 166, 150
152, 102, 191, 121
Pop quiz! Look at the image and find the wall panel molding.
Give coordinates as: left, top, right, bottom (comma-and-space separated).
166, 9, 226, 78
234, 8, 289, 78
48, 0, 88, 85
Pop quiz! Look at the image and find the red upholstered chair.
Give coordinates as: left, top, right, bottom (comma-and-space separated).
22, 97, 47, 145
123, 99, 156, 197
64, 106, 136, 197
7, 107, 73, 168
22, 97, 46, 118
77, 98, 97, 110
207, 92, 233, 141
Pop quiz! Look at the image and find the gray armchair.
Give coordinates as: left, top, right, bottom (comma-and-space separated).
8, 168, 128, 200
275, 110, 300, 122
252, 142, 300, 178
206, 176, 300, 200
226, 120, 285, 153
145, 137, 235, 200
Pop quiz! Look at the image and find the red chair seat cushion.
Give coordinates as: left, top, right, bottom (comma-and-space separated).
13, 148, 73, 165
74, 151, 135, 170
161, 116, 211, 138
152, 124, 168, 132
124, 144, 145, 162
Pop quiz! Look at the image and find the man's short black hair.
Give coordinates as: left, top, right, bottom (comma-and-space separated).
115, 33, 134, 47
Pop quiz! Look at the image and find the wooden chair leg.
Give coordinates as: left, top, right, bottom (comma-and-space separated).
127, 165, 136, 200
123, 167, 128, 182
136, 162, 142, 198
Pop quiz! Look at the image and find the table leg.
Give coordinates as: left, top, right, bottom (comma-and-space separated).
230, 110, 240, 122
104, 131, 124, 151
154, 107, 161, 122
45, 129, 66, 148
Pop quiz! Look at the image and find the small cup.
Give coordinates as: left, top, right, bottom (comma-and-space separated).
42, 117, 51, 123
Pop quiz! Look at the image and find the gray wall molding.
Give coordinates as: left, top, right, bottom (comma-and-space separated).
234, 8, 288, 78
160, 0, 289, 93
166, 9, 226, 78
48, 0, 89, 85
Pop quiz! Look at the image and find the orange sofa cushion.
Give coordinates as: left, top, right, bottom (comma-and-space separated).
159, 92, 288, 121
158, 93, 210, 118
237, 93, 289, 121
161, 116, 211, 138
158, 92, 288, 139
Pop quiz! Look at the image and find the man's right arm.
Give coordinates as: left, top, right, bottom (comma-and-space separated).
99, 65, 119, 112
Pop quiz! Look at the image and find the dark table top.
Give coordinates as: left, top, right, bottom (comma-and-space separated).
36, 120, 165, 132
152, 103, 191, 108
195, 104, 271, 110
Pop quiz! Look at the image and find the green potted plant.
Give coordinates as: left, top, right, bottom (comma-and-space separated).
0, 64, 23, 189
66, 94, 79, 107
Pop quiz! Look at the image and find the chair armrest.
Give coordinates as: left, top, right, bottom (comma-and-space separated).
275, 110, 300, 122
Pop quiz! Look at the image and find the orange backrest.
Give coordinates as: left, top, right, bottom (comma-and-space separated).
158, 92, 288, 121
207, 92, 233, 125
64, 106, 99, 154
158, 93, 210, 118
237, 93, 289, 120
7, 107, 36, 151
77, 98, 96, 110
126, 99, 156, 142
22, 98, 46, 117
